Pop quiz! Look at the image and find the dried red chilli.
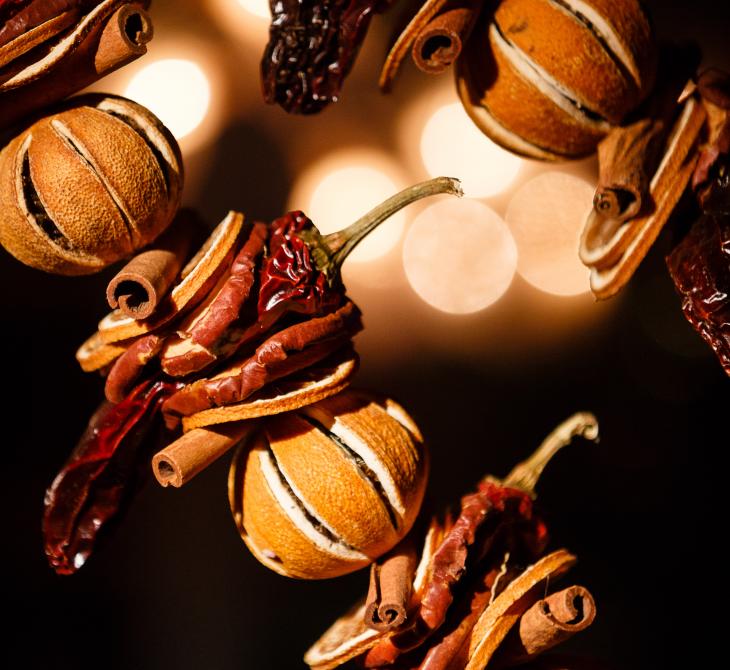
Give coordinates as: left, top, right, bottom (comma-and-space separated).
258, 177, 463, 323
257, 211, 345, 323
666, 71, 730, 374
43, 379, 181, 575
261, 0, 390, 114
52, 178, 461, 573
362, 482, 546, 667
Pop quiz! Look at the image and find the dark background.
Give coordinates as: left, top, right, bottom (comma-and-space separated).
2, 1, 728, 668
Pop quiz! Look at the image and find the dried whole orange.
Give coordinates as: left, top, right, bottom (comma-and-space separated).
0, 93, 183, 275
228, 390, 429, 579
457, 0, 657, 160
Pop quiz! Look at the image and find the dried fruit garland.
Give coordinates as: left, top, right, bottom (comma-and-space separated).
47, 176, 460, 574
305, 413, 599, 670
0, 2, 609, 668
262, 0, 730, 379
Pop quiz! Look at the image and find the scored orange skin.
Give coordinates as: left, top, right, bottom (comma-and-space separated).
308, 392, 427, 535
237, 434, 372, 580
495, 0, 640, 123
461, 24, 605, 158
265, 413, 401, 555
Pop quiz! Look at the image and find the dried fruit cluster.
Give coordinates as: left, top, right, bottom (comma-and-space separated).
305, 414, 600, 670
45, 177, 461, 575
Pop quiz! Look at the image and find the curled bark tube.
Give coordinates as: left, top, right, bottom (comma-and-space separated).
152, 421, 253, 488
499, 585, 597, 665
106, 211, 195, 320
411, 7, 478, 75
0, 1, 153, 131
590, 44, 701, 227
365, 536, 417, 632
94, 1, 152, 73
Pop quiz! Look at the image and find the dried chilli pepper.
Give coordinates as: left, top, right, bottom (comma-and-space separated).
52, 177, 461, 574
43, 378, 181, 575
360, 413, 598, 668
666, 69, 730, 373
258, 177, 463, 321
257, 210, 344, 321
261, 0, 390, 114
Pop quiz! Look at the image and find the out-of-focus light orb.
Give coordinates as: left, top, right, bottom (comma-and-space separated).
289, 153, 408, 263
235, 0, 270, 19
506, 172, 593, 296
420, 103, 522, 198
403, 199, 517, 313
124, 59, 210, 140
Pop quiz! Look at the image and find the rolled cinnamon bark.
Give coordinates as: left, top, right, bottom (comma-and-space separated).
0, 0, 153, 131
592, 45, 700, 224
411, 6, 478, 75
152, 421, 253, 488
365, 536, 417, 632
106, 210, 196, 320
498, 585, 597, 665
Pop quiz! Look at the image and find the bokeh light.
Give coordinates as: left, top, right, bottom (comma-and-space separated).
235, 0, 270, 19
288, 151, 408, 263
420, 103, 522, 198
125, 59, 211, 140
403, 199, 517, 314
506, 172, 593, 296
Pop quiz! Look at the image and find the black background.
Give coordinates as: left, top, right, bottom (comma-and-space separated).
2, 1, 729, 668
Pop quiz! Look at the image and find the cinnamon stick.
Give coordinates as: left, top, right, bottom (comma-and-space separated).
498, 585, 597, 666
365, 536, 418, 632
152, 421, 253, 488
593, 45, 701, 225
0, 0, 153, 132
106, 210, 196, 320
411, 5, 478, 75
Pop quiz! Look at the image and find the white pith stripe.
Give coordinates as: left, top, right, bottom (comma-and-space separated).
272, 449, 356, 548
51, 119, 138, 248
258, 449, 369, 562
15, 133, 106, 266
457, 74, 561, 160
1, 0, 116, 90
170, 212, 237, 302
490, 23, 609, 131
97, 98, 182, 181
413, 524, 436, 592
590, 97, 701, 292
554, 0, 641, 87
383, 401, 421, 441
650, 97, 697, 191
303, 406, 406, 524
99, 210, 241, 331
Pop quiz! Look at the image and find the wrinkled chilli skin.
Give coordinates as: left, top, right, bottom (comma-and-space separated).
42, 380, 180, 575
261, 0, 388, 114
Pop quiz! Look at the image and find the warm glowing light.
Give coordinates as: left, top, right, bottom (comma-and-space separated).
506, 172, 593, 296
289, 152, 408, 263
235, 0, 270, 19
420, 103, 522, 198
403, 199, 517, 314
125, 59, 210, 140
